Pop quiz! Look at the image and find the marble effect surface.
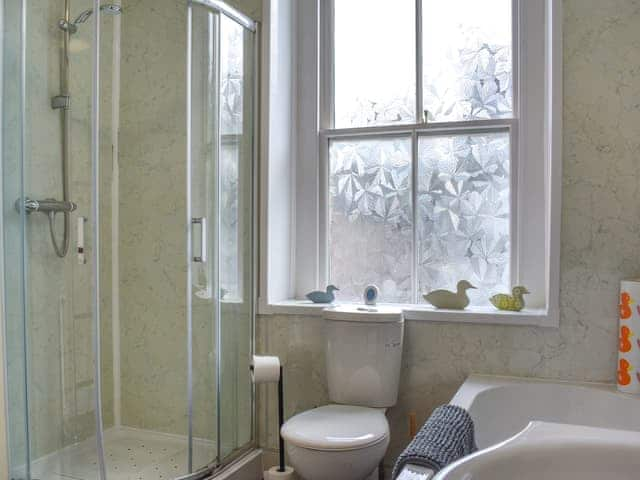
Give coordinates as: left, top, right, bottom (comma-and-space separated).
257, 0, 640, 470
119, 0, 190, 437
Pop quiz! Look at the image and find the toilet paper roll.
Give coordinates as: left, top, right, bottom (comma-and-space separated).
250, 355, 281, 384
618, 280, 640, 394
264, 466, 295, 479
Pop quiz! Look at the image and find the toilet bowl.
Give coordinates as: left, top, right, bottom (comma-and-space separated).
280, 306, 405, 480
282, 404, 389, 480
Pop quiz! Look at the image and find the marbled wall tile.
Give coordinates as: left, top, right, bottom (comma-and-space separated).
119, 0, 190, 434
256, 315, 329, 450
226, 0, 262, 21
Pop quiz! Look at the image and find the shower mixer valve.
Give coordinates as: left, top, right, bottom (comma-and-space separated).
15, 197, 77, 215
15, 197, 77, 258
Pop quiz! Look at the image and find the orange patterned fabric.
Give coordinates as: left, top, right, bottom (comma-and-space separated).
620, 292, 632, 319
618, 359, 631, 386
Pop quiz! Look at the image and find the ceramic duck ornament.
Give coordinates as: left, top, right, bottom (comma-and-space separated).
424, 280, 476, 309
306, 285, 339, 304
490, 286, 530, 312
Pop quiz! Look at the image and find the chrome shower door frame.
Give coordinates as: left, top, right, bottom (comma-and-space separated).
186, 0, 259, 478
0, 0, 32, 477
90, 1, 107, 478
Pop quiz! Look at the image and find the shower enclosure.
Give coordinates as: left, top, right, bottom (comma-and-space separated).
1, 0, 258, 478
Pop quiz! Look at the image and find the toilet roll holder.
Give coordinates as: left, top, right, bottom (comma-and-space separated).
250, 360, 290, 477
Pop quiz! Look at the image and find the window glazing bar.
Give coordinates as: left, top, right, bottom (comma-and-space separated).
322, 119, 515, 139
189, 0, 257, 31
410, 131, 419, 304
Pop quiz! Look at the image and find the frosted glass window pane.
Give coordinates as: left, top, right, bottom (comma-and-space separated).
417, 133, 510, 305
329, 137, 413, 303
422, 0, 513, 122
334, 0, 415, 128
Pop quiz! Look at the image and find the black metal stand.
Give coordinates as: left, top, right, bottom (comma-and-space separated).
278, 365, 285, 472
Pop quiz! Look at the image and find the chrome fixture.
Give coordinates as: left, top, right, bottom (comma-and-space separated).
190, 0, 257, 32
58, 4, 122, 35
15, 197, 78, 259
15, 198, 78, 215
191, 217, 208, 263
47, 0, 75, 257
39, 2, 121, 257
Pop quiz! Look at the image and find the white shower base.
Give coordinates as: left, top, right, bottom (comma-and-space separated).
29, 426, 216, 480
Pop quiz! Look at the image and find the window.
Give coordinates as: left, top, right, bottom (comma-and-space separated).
261, 0, 562, 325
326, 0, 515, 305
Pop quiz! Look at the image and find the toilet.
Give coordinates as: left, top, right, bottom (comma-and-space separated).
281, 305, 404, 480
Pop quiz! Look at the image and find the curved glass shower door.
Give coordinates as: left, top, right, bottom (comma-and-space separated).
2, 0, 104, 478
188, 0, 257, 472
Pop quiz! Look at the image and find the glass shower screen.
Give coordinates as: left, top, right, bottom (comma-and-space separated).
1, 0, 257, 478
187, 0, 257, 473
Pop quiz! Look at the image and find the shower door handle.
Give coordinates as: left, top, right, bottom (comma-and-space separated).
192, 217, 207, 263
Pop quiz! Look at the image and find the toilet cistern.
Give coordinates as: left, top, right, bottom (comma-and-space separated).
280, 305, 405, 480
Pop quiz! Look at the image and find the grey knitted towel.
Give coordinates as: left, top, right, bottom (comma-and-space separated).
392, 405, 477, 479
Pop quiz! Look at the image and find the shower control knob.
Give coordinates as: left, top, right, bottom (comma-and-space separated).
15, 197, 77, 214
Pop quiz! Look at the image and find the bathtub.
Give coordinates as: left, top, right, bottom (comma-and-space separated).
398, 374, 640, 480
451, 374, 640, 448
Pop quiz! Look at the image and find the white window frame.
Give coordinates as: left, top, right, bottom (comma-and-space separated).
259, 0, 562, 327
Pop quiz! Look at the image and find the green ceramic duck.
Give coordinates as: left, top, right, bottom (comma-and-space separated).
306, 285, 339, 304
490, 286, 530, 312
424, 280, 476, 309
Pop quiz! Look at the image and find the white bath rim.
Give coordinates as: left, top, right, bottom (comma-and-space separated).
398, 374, 640, 480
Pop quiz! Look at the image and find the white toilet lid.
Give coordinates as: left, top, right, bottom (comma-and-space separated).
281, 404, 389, 451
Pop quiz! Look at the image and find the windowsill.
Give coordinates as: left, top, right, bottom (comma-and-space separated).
258, 299, 559, 328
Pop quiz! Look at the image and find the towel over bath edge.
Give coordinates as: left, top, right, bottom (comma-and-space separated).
391, 404, 477, 479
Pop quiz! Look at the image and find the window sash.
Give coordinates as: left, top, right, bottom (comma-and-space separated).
321, 122, 515, 304
322, 0, 519, 129
319, 0, 520, 303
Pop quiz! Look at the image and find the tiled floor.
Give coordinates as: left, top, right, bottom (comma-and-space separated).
28, 427, 216, 480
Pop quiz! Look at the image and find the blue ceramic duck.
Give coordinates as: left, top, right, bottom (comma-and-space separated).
306, 285, 339, 304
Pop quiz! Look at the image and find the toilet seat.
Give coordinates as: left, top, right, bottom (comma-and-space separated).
281, 404, 389, 451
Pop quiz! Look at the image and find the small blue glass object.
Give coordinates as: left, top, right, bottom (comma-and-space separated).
364, 285, 379, 305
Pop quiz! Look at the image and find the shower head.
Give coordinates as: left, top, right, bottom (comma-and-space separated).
73, 4, 122, 24
58, 4, 122, 34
